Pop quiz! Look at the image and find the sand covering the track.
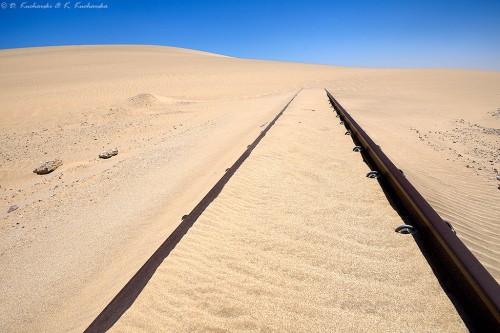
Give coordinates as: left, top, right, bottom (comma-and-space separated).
0, 45, 497, 331
111, 88, 466, 332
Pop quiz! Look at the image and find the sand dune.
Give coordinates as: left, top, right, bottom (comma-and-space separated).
0, 45, 498, 331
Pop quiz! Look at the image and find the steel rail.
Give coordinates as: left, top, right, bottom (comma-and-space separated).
84, 90, 301, 332
325, 89, 499, 330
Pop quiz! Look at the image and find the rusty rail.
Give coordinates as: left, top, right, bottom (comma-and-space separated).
325, 89, 499, 330
84, 90, 301, 332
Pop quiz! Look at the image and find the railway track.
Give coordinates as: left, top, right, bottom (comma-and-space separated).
85, 89, 499, 332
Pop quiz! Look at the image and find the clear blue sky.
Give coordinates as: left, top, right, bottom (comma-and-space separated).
1, 0, 499, 70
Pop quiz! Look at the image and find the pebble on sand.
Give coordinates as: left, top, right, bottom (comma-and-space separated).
99, 148, 118, 159
7, 205, 19, 213
33, 159, 63, 175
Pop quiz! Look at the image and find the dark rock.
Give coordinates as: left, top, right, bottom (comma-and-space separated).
33, 159, 62, 175
7, 205, 18, 213
99, 148, 118, 159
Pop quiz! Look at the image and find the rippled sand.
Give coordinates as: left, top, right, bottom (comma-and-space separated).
111, 88, 466, 332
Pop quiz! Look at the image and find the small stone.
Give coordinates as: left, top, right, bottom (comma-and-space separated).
496, 174, 500, 181
99, 148, 118, 159
33, 159, 63, 175
7, 205, 18, 213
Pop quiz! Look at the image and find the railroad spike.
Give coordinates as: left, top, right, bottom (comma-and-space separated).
340, 121, 345, 125
395, 225, 416, 234
345, 130, 351, 136
366, 171, 380, 179
353, 146, 363, 152
444, 220, 457, 234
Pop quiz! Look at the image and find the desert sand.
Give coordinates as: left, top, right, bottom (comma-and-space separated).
0, 45, 498, 332
111, 88, 466, 332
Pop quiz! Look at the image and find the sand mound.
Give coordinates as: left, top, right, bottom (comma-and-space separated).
127, 93, 196, 109
128, 93, 162, 108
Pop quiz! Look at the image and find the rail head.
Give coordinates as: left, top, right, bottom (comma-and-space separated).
325, 89, 499, 329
